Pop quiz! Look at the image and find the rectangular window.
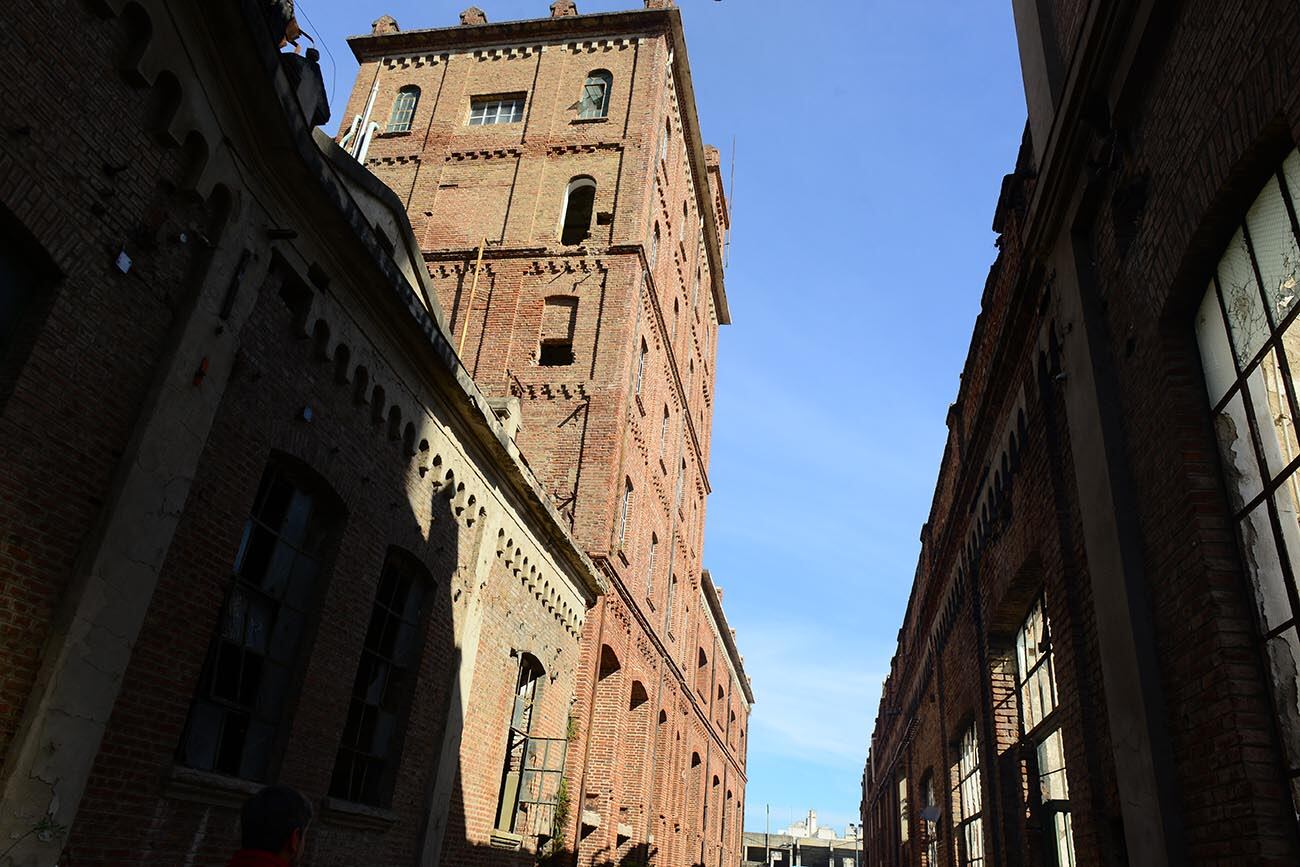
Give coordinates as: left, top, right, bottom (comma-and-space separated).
330, 551, 429, 805
952, 723, 984, 866
1195, 150, 1300, 816
1015, 598, 1076, 867
675, 459, 686, 511
660, 406, 671, 458
0, 206, 56, 362
179, 464, 336, 780
469, 95, 525, 126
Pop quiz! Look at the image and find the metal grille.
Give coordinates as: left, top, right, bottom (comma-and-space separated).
510, 735, 568, 838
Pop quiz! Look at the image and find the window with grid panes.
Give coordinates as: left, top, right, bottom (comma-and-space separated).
386, 86, 419, 133
952, 723, 984, 866
922, 772, 938, 866
660, 405, 670, 458
330, 550, 429, 805
179, 463, 337, 780
1015, 598, 1076, 866
1194, 149, 1300, 818
578, 70, 612, 119
469, 95, 524, 125
494, 654, 545, 833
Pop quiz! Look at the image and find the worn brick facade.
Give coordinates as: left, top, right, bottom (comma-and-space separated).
340, 4, 751, 867
865, 1, 1300, 866
0, 2, 617, 866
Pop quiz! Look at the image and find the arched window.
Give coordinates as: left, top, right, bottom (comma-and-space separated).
330, 549, 432, 805
494, 653, 546, 833
560, 176, 597, 246
179, 459, 343, 781
578, 69, 613, 119
387, 85, 420, 133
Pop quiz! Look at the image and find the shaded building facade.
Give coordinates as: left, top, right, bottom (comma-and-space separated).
863, 1, 1300, 865
338, 3, 752, 866
0, 1, 612, 865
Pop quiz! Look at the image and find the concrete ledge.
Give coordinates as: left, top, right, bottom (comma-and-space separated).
319, 796, 398, 833
161, 766, 260, 810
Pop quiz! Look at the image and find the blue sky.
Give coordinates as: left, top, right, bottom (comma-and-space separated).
303, 0, 1027, 836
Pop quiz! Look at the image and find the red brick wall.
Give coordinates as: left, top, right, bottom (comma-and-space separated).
345, 13, 748, 867
866, 0, 1300, 864
0, 0, 222, 775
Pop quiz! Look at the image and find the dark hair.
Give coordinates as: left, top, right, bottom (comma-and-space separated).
240, 785, 313, 852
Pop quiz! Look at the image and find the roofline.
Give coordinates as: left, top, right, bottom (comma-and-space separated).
347, 6, 732, 325
227, 0, 608, 604
702, 568, 754, 704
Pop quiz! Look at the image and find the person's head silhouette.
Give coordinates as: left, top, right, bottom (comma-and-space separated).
229, 785, 312, 866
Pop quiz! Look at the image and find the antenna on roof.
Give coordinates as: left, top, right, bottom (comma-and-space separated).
725, 135, 736, 267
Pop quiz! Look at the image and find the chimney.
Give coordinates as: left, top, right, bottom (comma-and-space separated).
550, 0, 578, 16
370, 14, 399, 35
459, 6, 487, 25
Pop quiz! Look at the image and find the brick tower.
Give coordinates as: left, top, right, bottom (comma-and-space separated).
340, 2, 751, 866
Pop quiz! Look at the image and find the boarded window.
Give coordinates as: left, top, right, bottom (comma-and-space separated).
539, 297, 578, 366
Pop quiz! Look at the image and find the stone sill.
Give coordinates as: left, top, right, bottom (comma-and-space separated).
162, 765, 261, 809
490, 831, 523, 850
571, 116, 609, 124
320, 796, 397, 832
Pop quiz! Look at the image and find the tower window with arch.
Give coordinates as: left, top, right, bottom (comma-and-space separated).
560, 176, 597, 246
578, 69, 613, 119
387, 85, 420, 133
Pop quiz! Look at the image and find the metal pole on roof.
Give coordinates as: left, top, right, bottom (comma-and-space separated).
459, 239, 487, 359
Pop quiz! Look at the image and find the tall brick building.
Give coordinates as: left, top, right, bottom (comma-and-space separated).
338, 3, 752, 866
863, 1, 1300, 866
0, 0, 671, 865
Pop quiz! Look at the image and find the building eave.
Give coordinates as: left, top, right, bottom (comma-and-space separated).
702, 569, 754, 704
347, 7, 732, 326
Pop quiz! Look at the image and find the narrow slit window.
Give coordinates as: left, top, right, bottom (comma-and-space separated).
578, 69, 613, 119
560, 177, 597, 246
646, 532, 658, 594
635, 338, 648, 396
618, 478, 634, 547
387, 86, 420, 133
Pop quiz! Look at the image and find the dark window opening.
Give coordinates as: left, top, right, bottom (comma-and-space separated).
561, 179, 597, 246
539, 340, 574, 366
179, 462, 339, 781
330, 550, 430, 806
578, 70, 613, 119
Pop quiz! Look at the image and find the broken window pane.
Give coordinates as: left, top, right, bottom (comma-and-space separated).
1221, 228, 1270, 366
179, 464, 336, 780
1246, 349, 1300, 480
1245, 176, 1300, 328
1215, 391, 1265, 512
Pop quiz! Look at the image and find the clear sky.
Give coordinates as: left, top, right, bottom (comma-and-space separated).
302, 0, 1028, 837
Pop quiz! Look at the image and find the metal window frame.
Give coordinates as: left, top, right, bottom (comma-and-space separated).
387, 87, 419, 133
